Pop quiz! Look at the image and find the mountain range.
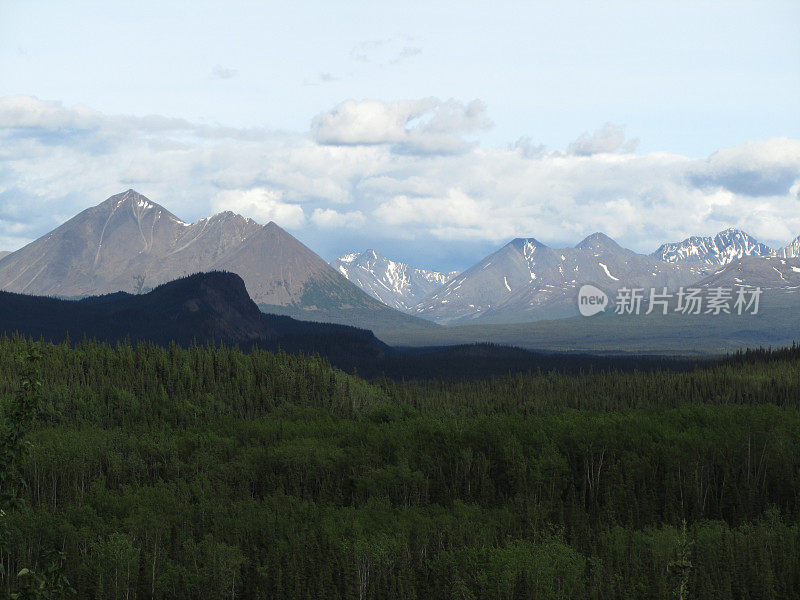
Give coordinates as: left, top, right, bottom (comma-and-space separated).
411, 233, 704, 324
0, 189, 797, 330
0, 190, 433, 332
2, 269, 695, 378
337, 229, 800, 325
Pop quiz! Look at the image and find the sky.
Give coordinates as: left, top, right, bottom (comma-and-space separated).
1, 0, 799, 271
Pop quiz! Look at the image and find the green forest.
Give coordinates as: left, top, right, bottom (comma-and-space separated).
1, 335, 799, 599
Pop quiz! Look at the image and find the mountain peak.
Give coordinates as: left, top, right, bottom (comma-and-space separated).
778, 234, 800, 259
337, 252, 360, 264
714, 227, 754, 240
575, 232, 620, 251
509, 237, 547, 250
330, 249, 459, 312
208, 210, 256, 225
258, 221, 295, 239
653, 228, 775, 266
96, 190, 189, 225
104, 188, 154, 208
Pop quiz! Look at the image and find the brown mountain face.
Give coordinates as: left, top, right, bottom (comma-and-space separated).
214, 221, 426, 330
0, 190, 188, 296
216, 222, 335, 306
0, 190, 434, 331
152, 211, 263, 284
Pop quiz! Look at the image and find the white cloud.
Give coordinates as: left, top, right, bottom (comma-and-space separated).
0, 95, 273, 141
1, 95, 799, 265
0, 95, 106, 130
688, 137, 800, 197
0, 219, 33, 252
567, 122, 639, 156
311, 98, 491, 154
312, 99, 431, 145
375, 190, 489, 230
311, 208, 366, 229
508, 136, 546, 158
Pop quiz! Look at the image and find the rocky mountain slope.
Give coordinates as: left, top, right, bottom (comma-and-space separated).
778, 235, 800, 259
405, 228, 799, 325
651, 228, 775, 266
331, 250, 458, 312
0, 189, 189, 296
0, 190, 433, 331
693, 256, 800, 291
412, 233, 701, 324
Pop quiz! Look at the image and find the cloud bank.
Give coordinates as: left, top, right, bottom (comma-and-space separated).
311, 98, 491, 154
1, 95, 799, 268
567, 122, 639, 156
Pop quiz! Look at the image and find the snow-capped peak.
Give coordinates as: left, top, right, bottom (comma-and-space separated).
115, 189, 155, 210
331, 249, 458, 312
778, 235, 800, 259
337, 253, 360, 264
652, 228, 775, 266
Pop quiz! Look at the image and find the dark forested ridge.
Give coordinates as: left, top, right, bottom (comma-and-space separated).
0, 270, 718, 380
0, 271, 391, 362
1, 337, 799, 599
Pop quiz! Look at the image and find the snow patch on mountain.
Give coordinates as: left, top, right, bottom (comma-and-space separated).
413, 232, 702, 325
652, 228, 775, 266
779, 235, 800, 259
598, 262, 619, 281
330, 249, 458, 312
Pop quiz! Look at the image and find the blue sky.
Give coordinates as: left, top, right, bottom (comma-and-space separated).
1, 0, 799, 270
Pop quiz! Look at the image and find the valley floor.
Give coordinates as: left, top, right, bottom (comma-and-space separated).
377, 291, 800, 355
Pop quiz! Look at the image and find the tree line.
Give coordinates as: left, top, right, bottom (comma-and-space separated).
1, 336, 799, 598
